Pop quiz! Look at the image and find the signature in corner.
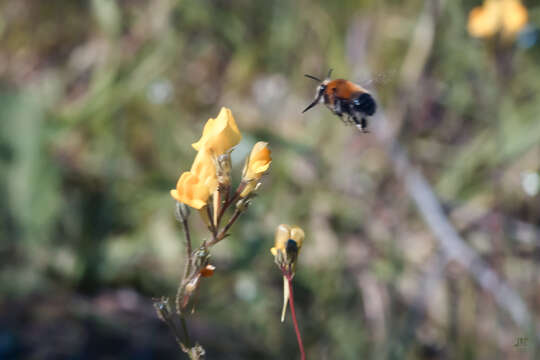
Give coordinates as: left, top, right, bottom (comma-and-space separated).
513, 336, 528, 348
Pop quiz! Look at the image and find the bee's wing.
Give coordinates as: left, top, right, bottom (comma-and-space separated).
360, 69, 397, 88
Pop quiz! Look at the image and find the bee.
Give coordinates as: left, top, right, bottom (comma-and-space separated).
302, 69, 377, 132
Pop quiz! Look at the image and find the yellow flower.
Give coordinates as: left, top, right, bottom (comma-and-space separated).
240, 141, 272, 197
270, 224, 304, 259
270, 224, 305, 323
243, 141, 272, 180
170, 171, 211, 210
170, 147, 220, 209
468, 0, 528, 40
191, 149, 218, 194
502, 0, 528, 39
192, 107, 242, 156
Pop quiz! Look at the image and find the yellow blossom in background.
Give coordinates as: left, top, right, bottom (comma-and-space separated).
192, 107, 242, 155
170, 171, 211, 209
502, 0, 528, 38
241, 141, 272, 197
468, 0, 528, 40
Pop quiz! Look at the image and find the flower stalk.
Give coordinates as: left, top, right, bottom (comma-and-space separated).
157, 107, 272, 358
285, 272, 306, 360
271, 224, 306, 360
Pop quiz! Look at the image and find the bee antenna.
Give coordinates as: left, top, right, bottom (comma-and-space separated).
327, 68, 333, 79
304, 74, 322, 82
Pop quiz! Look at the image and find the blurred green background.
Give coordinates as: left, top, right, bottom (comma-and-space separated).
1, 0, 540, 359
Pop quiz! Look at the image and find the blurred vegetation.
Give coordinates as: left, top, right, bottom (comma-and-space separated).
1, 0, 540, 359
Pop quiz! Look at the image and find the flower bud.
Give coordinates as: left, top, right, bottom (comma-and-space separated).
270, 224, 305, 273
175, 202, 191, 223
200, 264, 216, 277
235, 198, 251, 212
240, 142, 271, 197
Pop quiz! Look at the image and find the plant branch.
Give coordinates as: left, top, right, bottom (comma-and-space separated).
216, 182, 245, 227
206, 204, 217, 236
181, 218, 193, 279
175, 202, 193, 315
208, 208, 243, 246
180, 315, 192, 348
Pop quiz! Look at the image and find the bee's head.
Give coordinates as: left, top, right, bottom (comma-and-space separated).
316, 82, 328, 97
302, 70, 332, 114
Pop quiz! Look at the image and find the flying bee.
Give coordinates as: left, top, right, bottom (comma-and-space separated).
302, 69, 377, 132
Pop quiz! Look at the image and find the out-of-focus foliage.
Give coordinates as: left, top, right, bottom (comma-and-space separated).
1, 0, 540, 359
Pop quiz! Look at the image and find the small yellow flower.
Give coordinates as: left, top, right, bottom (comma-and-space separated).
240, 141, 272, 197
170, 171, 211, 210
192, 107, 242, 156
468, 0, 528, 40
270, 224, 304, 262
270, 224, 305, 323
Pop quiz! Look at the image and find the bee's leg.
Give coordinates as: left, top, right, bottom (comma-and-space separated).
333, 99, 343, 117
333, 99, 352, 125
351, 112, 369, 133
361, 117, 369, 133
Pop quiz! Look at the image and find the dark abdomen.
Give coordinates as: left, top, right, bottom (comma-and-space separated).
352, 93, 376, 116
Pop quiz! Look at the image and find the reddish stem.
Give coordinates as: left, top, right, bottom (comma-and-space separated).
286, 273, 306, 360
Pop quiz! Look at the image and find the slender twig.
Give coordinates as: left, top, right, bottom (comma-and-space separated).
285, 273, 306, 360
176, 203, 194, 315
181, 219, 193, 278
224, 185, 231, 208
164, 315, 186, 349
217, 182, 245, 227
180, 315, 192, 348
208, 208, 243, 246
206, 204, 217, 236
155, 298, 188, 351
